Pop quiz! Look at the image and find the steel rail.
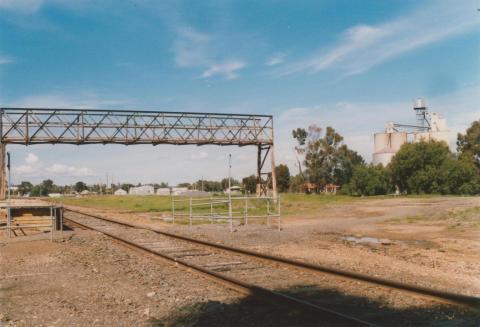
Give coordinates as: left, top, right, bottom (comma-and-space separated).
63, 207, 480, 311
64, 213, 377, 327
66, 207, 480, 309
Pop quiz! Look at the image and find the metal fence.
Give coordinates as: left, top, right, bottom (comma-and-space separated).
170, 196, 281, 231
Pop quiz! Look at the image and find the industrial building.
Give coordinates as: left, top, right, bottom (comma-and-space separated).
129, 185, 155, 195
373, 99, 449, 166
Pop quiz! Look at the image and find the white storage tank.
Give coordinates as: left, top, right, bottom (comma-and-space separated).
374, 133, 390, 153
391, 132, 407, 151
373, 150, 396, 166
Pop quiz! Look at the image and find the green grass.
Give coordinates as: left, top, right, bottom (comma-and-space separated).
53, 195, 173, 212
52, 193, 359, 216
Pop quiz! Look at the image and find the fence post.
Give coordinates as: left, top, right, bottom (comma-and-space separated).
189, 197, 193, 228
50, 206, 53, 242
210, 196, 213, 224
7, 207, 11, 238
278, 195, 281, 231
171, 196, 175, 225
244, 197, 248, 225
229, 197, 233, 232
266, 198, 270, 227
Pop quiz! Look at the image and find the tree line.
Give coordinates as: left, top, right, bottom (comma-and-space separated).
12, 120, 479, 197
290, 120, 480, 196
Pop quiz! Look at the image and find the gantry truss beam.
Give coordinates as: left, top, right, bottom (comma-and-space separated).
0, 107, 277, 200
0, 108, 273, 146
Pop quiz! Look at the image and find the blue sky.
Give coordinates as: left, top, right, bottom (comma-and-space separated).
0, 0, 479, 185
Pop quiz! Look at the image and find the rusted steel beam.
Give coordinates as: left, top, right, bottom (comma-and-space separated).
0, 108, 273, 146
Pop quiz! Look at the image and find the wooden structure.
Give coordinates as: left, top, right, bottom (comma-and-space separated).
0, 108, 277, 199
0, 202, 62, 240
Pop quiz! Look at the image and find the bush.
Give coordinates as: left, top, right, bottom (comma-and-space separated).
390, 141, 480, 195
348, 164, 393, 196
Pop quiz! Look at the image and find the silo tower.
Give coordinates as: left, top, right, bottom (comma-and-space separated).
413, 98, 429, 130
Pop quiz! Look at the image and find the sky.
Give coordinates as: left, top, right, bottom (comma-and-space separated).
0, 0, 479, 185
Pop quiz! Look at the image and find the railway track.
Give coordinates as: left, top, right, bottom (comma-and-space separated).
62, 207, 480, 326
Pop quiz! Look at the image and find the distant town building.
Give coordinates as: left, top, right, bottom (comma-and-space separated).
171, 187, 189, 196
156, 188, 171, 196
48, 193, 62, 198
224, 185, 243, 196
114, 189, 127, 195
129, 185, 155, 195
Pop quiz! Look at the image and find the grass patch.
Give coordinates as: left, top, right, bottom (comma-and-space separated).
53, 195, 173, 212
386, 206, 480, 230
52, 193, 359, 216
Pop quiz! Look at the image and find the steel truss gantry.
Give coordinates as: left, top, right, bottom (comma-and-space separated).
0, 108, 277, 199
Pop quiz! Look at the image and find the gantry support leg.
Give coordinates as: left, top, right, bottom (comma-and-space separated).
256, 145, 264, 197
270, 144, 278, 199
256, 144, 277, 198
0, 143, 5, 201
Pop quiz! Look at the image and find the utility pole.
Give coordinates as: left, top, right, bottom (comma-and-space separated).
106, 172, 109, 195
228, 154, 233, 232
7, 152, 11, 200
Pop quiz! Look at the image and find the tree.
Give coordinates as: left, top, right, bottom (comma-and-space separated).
292, 128, 308, 175
389, 140, 479, 194
242, 175, 257, 194
296, 124, 364, 190
221, 178, 239, 191
177, 182, 192, 189
74, 181, 87, 193
349, 165, 393, 196
275, 164, 290, 192
334, 144, 365, 186
120, 183, 134, 192
390, 141, 450, 193
30, 179, 58, 196
18, 181, 33, 195
289, 174, 304, 193
457, 120, 480, 169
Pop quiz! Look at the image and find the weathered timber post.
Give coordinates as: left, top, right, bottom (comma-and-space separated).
270, 144, 278, 199
0, 143, 6, 200
256, 145, 263, 196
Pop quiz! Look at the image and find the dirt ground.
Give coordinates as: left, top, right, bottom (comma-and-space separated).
1, 196, 479, 326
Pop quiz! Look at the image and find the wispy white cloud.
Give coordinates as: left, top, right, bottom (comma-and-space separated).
190, 151, 208, 160
174, 27, 211, 68
202, 60, 246, 80
13, 152, 40, 175
12, 92, 127, 108
25, 153, 39, 165
0, 0, 45, 13
12, 152, 95, 178
266, 53, 286, 66
274, 84, 480, 167
0, 55, 14, 65
281, 1, 479, 76
46, 163, 94, 176
0, 0, 93, 14
173, 25, 247, 80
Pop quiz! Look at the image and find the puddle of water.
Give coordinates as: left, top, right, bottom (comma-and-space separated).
341, 236, 397, 245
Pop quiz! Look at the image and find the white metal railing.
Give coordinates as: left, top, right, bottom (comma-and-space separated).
170, 196, 281, 231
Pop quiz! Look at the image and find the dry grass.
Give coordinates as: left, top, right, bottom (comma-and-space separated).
386, 206, 480, 230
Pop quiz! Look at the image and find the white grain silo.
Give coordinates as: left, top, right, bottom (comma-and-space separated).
373, 98, 450, 166
391, 132, 407, 151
